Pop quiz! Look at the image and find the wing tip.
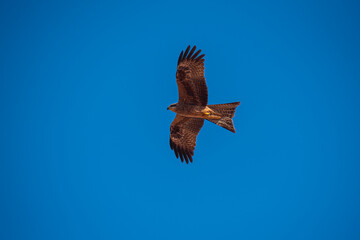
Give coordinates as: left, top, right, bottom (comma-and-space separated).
178, 45, 204, 64
183, 45, 191, 59
186, 45, 196, 60
170, 139, 195, 164
178, 50, 184, 65
196, 54, 205, 62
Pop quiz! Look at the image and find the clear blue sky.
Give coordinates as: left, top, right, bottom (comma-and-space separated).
1, 1, 360, 239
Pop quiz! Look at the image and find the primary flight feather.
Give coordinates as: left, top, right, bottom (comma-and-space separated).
168, 45, 240, 164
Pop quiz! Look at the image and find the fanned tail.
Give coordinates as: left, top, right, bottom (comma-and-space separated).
207, 102, 240, 133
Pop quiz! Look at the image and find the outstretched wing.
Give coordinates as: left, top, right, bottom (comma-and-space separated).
176, 45, 208, 106
170, 115, 204, 163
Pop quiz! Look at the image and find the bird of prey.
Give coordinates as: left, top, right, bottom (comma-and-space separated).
167, 45, 240, 164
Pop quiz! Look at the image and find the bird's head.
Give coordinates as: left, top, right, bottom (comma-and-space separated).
167, 103, 177, 112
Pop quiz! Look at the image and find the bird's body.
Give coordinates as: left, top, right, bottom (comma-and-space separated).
169, 104, 222, 120
168, 45, 240, 163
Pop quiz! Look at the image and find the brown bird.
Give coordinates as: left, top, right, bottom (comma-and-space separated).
168, 45, 240, 163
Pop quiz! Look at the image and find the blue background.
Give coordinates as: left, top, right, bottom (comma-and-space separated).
1, 0, 360, 239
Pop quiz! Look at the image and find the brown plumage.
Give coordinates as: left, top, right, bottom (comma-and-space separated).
170, 116, 204, 163
176, 45, 207, 106
168, 45, 240, 164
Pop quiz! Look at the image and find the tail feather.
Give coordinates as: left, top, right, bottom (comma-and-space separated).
208, 102, 240, 118
207, 117, 236, 133
207, 102, 240, 133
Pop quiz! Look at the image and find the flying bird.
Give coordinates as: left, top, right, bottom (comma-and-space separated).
168, 45, 240, 163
